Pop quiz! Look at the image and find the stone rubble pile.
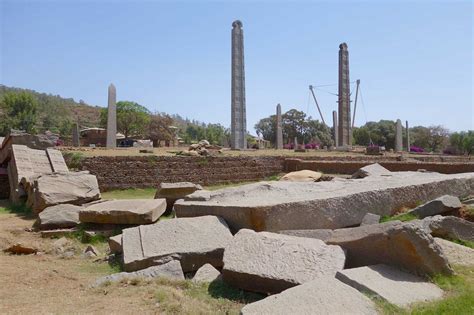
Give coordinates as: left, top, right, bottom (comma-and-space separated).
4, 160, 474, 313
180, 140, 222, 156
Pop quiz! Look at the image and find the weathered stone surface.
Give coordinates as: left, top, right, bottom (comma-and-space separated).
37, 204, 82, 229
175, 171, 474, 231
26, 171, 100, 213
192, 263, 221, 283
79, 199, 166, 225
241, 276, 377, 315
351, 163, 391, 179
408, 195, 462, 219
360, 213, 380, 226
336, 264, 444, 307
434, 238, 474, 266
275, 104, 283, 150
222, 229, 346, 294
40, 228, 78, 238
323, 221, 452, 275
416, 215, 474, 242
93, 260, 184, 287
109, 234, 122, 254
278, 229, 334, 242
155, 182, 202, 214
279, 170, 322, 182
122, 215, 233, 272
106, 84, 117, 149
395, 119, 403, 152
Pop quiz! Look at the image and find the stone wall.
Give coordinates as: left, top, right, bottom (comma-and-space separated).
70, 155, 474, 192
75, 156, 285, 191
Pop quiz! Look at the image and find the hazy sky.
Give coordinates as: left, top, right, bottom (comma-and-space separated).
1, 0, 473, 133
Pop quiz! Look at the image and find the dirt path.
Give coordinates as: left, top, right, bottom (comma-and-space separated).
0, 212, 158, 314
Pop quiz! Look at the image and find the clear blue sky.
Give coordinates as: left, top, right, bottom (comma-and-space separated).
1, 0, 472, 133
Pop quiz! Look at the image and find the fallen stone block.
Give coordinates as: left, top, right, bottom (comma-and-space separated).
434, 238, 474, 266
407, 195, 462, 219
420, 215, 474, 242
351, 163, 392, 179
37, 204, 82, 230
155, 182, 202, 214
279, 170, 322, 182
326, 221, 452, 275
240, 276, 377, 315
26, 172, 101, 213
108, 234, 122, 254
192, 263, 221, 283
79, 199, 166, 225
336, 264, 444, 307
122, 215, 233, 272
175, 171, 474, 231
222, 229, 346, 294
93, 260, 184, 287
360, 213, 380, 226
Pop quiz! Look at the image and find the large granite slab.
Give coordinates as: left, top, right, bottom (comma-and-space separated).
122, 215, 233, 272
175, 171, 474, 231
336, 264, 444, 307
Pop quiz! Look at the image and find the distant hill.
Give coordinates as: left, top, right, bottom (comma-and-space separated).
0, 85, 102, 131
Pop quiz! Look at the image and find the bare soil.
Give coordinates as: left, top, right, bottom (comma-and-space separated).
0, 212, 159, 314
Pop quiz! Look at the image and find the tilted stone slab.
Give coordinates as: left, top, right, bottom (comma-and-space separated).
336, 264, 444, 307
93, 260, 184, 287
192, 263, 221, 283
175, 171, 474, 231
46, 148, 69, 173
351, 163, 391, 178
155, 182, 202, 214
325, 221, 452, 275
434, 237, 474, 266
122, 215, 233, 272
240, 276, 377, 315
419, 215, 474, 242
278, 229, 334, 242
37, 204, 82, 229
407, 195, 462, 219
79, 199, 166, 225
222, 229, 346, 294
26, 171, 101, 213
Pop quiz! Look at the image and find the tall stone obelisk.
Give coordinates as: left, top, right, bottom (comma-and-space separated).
338, 43, 351, 147
332, 110, 338, 147
231, 20, 247, 150
406, 120, 410, 152
276, 104, 283, 149
106, 84, 117, 148
395, 119, 403, 152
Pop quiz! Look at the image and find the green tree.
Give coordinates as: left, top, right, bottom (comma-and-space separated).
148, 114, 175, 146
254, 115, 276, 144
100, 101, 151, 138
462, 131, 474, 155
352, 120, 397, 149
0, 91, 38, 135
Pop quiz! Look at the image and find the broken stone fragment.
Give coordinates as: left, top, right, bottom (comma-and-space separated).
108, 234, 122, 254
279, 170, 322, 182
192, 263, 221, 283
93, 260, 185, 287
240, 276, 377, 315
414, 215, 474, 242
407, 195, 462, 219
433, 238, 474, 266
122, 215, 233, 272
351, 163, 391, 178
26, 171, 101, 213
79, 199, 166, 225
360, 213, 381, 226
336, 264, 444, 307
222, 229, 346, 294
37, 204, 82, 230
